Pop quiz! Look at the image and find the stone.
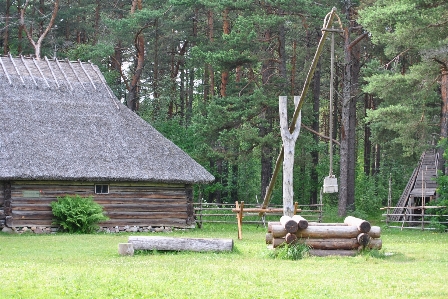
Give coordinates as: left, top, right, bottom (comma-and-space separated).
1, 227, 14, 233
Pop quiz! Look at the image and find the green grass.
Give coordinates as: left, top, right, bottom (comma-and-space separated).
1, 224, 447, 299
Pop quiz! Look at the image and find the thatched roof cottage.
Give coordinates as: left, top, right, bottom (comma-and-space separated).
0, 55, 214, 231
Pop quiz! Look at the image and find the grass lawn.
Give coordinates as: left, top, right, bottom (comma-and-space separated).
1, 224, 447, 299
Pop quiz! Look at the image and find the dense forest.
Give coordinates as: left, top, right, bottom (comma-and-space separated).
1, 0, 447, 217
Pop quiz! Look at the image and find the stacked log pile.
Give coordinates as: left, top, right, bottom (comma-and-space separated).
266, 216, 382, 256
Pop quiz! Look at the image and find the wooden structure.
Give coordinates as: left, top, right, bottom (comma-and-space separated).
128, 236, 233, 252
266, 216, 382, 256
233, 201, 301, 240
387, 151, 438, 226
0, 55, 214, 232
193, 202, 323, 227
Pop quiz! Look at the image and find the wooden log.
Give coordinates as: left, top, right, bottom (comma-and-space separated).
285, 233, 297, 244
267, 221, 281, 232
128, 236, 234, 252
271, 224, 288, 238
344, 216, 371, 233
369, 226, 381, 238
308, 222, 348, 226
296, 225, 360, 239
369, 238, 382, 250
298, 238, 360, 250
272, 238, 286, 248
357, 233, 371, 247
118, 243, 134, 256
309, 249, 357, 257
292, 215, 308, 229
266, 233, 273, 244
280, 215, 298, 233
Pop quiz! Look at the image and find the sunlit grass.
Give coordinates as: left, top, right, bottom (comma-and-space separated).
1, 224, 447, 298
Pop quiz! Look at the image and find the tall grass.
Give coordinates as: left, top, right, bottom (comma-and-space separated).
1, 224, 447, 299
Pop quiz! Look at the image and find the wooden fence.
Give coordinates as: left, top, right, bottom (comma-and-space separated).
382, 205, 447, 230
193, 202, 323, 228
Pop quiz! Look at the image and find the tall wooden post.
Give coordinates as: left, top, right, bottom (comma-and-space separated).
279, 96, 301, 216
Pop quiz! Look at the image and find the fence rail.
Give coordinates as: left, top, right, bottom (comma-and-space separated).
193, 202, 323, 228
382, 205, 447, 230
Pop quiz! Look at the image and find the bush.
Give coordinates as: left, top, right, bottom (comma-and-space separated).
51, 195, 109, 233
268, 243, 310, 260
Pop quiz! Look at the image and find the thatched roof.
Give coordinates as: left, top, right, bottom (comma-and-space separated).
0, 55, 214, 184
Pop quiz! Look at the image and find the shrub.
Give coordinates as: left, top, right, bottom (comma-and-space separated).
51, 195, 109, 233
268, 243, 310, 260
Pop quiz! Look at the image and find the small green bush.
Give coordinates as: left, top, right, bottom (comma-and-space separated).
269, 243, 310, 260
51, 195, 109, 233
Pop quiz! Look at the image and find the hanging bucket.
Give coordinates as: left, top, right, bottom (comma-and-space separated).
323, 175, 338, 193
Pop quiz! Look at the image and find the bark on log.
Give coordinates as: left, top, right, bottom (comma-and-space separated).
296, 225, 361, 239
308, 222, 348, 226
368, 226, 381, 238
280, 215, 298, 233
344, 216, 371, 233
270, 224, 288, 238
266, 233, 274, 244
128, 236, 233, 252
369, 238, 382, 249
292, 215, 308, 229
309, 249, 357, 257
298, 238, 360, 250
267, 221, 282, 232
272, 238, 285, 248
357, 233, 371, 247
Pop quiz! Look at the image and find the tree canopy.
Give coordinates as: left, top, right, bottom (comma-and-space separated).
2, 0, 447, 216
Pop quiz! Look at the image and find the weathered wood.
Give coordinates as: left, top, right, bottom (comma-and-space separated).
296, 225, 361, 239
344, 216, 371, 233
357, 233, 371, 247
266, 233, 274, 244
369, 238, 382, 249
270, 224, 288, 238
236, 201, 243, 240
308, 222, 348, 226
118, 243, 134, 256
7, 180, 194, 228
232, 207, 285, 213
299, 238, 360, 250
369, 226, 381, 238
280, 215, 298, 233
309, 249, 357, 257
279, 96, 302, 217
292, 215, 308, 229
128, 236, 233, 252
285, 233, 297, 244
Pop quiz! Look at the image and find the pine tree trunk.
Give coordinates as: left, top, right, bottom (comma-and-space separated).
439, 68, 448, 174
220, 8, 230, 97
3, 0, 11, 55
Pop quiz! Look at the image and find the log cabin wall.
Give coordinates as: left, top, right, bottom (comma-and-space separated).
7, 180, 194, 229
0, 181, 8, 228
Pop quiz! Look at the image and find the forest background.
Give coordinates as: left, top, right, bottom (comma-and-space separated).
1, 0, 447, 218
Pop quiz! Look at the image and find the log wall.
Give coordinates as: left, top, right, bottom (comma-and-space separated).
0, 182, 7, 228
4, 180, 194, 229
